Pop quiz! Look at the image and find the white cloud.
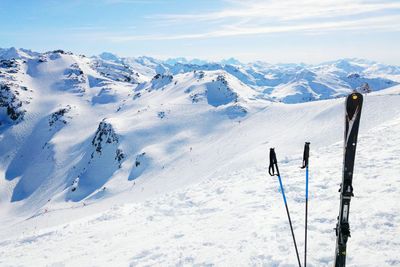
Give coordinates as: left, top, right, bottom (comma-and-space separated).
150, 0, 400, 22
101, 0, 160, 4
68, 0, 400, 44
104, 14, 400, 42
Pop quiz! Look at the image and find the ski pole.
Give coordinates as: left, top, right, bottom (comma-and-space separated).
269, 148, 302, 267
301, 142, 310, 267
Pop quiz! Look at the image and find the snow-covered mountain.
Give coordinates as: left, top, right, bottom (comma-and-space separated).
93, 52, 399, 103
1, 47, 400, 266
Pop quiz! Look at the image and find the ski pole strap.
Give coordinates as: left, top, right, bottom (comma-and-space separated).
269, 148, 280, 176
301, 142, 310, 169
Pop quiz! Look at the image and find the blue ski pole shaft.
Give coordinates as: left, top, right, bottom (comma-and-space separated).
301, 142, 310, 267
305, 166, 309, 267
269, 148, 302, 267
278, 174, 302, 267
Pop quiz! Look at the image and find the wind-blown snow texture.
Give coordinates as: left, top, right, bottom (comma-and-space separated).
0, 47, 400, 266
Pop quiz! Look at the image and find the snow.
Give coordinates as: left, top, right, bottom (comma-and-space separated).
0, 47, 400, 266
1, 109, 400, 266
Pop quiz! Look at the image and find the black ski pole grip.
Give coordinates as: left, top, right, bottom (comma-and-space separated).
269, 148, 279, 176
301, 142, 310, 169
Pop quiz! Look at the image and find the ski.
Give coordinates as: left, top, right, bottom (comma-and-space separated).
334, 92, 363, 267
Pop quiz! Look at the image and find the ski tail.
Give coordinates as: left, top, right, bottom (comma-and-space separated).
334, 92, 363, 267
269, 148, 302, 267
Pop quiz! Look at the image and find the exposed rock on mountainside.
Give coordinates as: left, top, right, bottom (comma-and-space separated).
150, 73, 173, 90
91, 120, 120, 156
205, 74, 238, 107
91, 58, 142, 84
48, 106, 72, 127
67, 120, 125, 201
0, 83, 26, 123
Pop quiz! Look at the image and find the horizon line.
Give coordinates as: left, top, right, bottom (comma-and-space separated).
1, 46, 398, 67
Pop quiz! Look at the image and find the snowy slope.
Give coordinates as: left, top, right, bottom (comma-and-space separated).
0, 48, 265, 215
1, 47, 400, 266
0, 92, 399, 266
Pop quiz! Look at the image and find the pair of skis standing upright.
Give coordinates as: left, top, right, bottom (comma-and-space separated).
269, 92, 363, 267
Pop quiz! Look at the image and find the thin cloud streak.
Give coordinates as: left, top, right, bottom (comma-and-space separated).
101, 0, 160, 4
102, 14, 400, 42
149, 0, 400, 23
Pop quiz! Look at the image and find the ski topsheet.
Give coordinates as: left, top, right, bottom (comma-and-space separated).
334, 92, 363, 267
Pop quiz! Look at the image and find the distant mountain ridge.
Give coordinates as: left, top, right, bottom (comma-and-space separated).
1, 47, 399, 104
92, 50, 400, 103
0, 45, 400, 225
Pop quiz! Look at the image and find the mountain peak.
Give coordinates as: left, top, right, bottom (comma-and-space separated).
220, 57, 242, 66
164, 57, 208, 66
98, 52, 122, 63
0, 47, 38, 60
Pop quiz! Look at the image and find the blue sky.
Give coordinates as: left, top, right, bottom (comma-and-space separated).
1, 0, 400, 64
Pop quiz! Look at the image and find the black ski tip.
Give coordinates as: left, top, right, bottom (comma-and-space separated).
347, 92, 363, 105
348, 92, 363, 100
346, 92, 363, 120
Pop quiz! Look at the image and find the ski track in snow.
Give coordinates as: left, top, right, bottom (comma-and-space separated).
0, 116, 399, 266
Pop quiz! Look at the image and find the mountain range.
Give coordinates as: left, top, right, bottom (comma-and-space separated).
1, 47, 400, 266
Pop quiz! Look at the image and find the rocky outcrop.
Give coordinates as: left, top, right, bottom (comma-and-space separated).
0, 83, 26, 123
48, 106, 72, 127
57, 63, 87, 93
157, 111, 166, 119
205, 75, 238, 107
91, 59, 141, 84
0, 59, 19, 74
128, 152, 150, 181
67, 120, 126, 201
91, 120, 125, 167
92, 121, 119, 154
150, 74, 173, 90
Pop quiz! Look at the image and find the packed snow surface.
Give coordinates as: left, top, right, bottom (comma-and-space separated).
1, 48, 400, 266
